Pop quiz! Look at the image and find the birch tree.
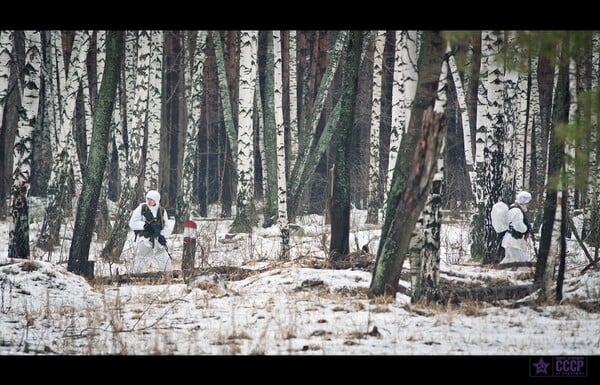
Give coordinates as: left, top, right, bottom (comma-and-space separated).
0, 30, 11, 136
287, 31, 348, 221
177, 31, 207, 227
0, 30, 13, 220
231, 30, 258, 233
8, 31, 40, 259
144, 31, 163, 192
273, 31, 290, 259
409, 57, 448, 303
370, 31, 446, 297
68, 31, 123, 277
37, 30, 90, 252
366, 30, 385, 224
386, 31, 419, 212
101, 30, 156, 262
287, 31, 299, 168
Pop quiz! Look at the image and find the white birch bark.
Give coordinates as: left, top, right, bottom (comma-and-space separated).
181, 31, 207, 220
128, 30, 153, 192
410, 53, 448, 302
447, 52, 474, 170
288, 30, 299, 167
0, 30, 12, 127
565, 58, 579, 210
473, 32, 490, 207
587, 33, 600, 237
212, 30, 238, 159
235, 30, 258, 223
144, 31, 163, 191
9, 31, 41, 258
386, 30, 419, 200
366, 31, 385, 224
502, 32, 521, 196
38, 31, 90, 251
54, 30, 90, 192
288, 31, 348, 197
274, 31, 290, 258
113, 31, 138, 184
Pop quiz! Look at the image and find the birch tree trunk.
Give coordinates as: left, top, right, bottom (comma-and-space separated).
409, 56, 448, 303
470, 31, 514, 264
0, 30, 11, 134
144, 31, 162, 192
100, 30, 154, 262
366, 31, 385, 224
386, 31, 419, 214
8, 31, 40, 259
178, 31, 207, 227
0, 30, 13, 220
273, 31, 290, 259
288, 31, 299, 168
287, 31, 348, 221
370, 31, 446, 297
68, 31, 123, 277
231, 30, 258, 233
37, 30, 90, 252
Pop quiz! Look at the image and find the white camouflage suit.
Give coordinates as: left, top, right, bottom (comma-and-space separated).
500, 191, 532, 265
128, 190, 174, 273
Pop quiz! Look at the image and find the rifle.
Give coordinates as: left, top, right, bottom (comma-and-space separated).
162, 239, 173, 260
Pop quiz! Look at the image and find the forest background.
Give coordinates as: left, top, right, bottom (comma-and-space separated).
1, 30, 599, 302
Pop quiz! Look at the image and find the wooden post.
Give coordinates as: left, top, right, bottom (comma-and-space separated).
182, 220, 197, 283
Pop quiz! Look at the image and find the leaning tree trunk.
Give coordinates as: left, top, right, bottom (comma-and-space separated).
370, 31, 446, 297
68, 31, 123, 278
37, 30, 90, 252
409, 57, 449, 304
370, 108, 446, 296
100, 31, 153, 262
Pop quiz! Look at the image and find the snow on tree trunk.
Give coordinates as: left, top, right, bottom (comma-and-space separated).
231, 30, 258, 233
274, 31, 290, 259
9, 31, 40, 259
366, 31, 385, 224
